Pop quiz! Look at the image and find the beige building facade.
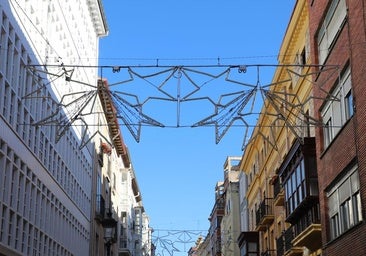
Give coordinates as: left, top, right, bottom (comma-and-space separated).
239, 0, 322, 255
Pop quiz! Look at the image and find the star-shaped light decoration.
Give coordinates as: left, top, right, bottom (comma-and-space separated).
103, 89, 165, 142
243, 64, 341, 150
110, 65, 255, 127
24, 63, 341, 148
24, 65, 167, 147
152, 233, 180, 256
152, 229, 205, 255
192, 89, 258, 144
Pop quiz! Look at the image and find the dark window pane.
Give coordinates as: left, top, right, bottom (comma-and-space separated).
340, 200, 350, 231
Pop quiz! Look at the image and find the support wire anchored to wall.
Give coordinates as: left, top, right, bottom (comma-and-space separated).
22, 63, 340, 151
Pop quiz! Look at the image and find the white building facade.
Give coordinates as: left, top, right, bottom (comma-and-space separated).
0, 0, 107, 255
96, 79, 153, 256
112, 157, 153, 256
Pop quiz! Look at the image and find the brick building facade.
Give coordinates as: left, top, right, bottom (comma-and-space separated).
308, 0, 366, 255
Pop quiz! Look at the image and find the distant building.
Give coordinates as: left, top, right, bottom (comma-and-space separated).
207, 181, 225, 256
194, 156, 241, 256
188, 236, 203, 256
220, 157, 241, 256
194, 235, 210, 256
95, 79, 152, 255
237, 162, 251, 256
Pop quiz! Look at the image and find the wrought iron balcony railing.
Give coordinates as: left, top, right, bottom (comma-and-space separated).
255, 198, 274, 230
276, 228, 303, 256
95, 194, 105, 221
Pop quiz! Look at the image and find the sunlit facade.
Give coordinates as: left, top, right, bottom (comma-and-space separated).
0, 0, 107, 255
239, 0, 322, 255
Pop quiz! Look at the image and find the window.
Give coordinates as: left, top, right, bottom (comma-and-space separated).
345, 90, 353, 119
327, 165, 362, 240
284, 158, 306, 215
317, 0, 347, 64
293, 47, 307, 85
321, 66, 352, 148
121, 171, 127, 183
239, 232, 259, 256
226, 199, 231, 214
113, 173, 116, 189
323, 118, 333, 147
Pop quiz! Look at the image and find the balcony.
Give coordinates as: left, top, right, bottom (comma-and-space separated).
291, 204, 322, 251
119, 237, 128, 249
272, 176, 284, 206
276, 228, 302, 256
215, 238, 222, 252
292, 224, 321, 252
119, 237, 131, 256
255, 198, 274, 231
95, 194, 105, 221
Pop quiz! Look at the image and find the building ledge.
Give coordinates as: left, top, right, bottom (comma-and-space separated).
118, 249, 132, 256
98, 79, 130, 167
118, 253, 132, 256
274, 190, 285, 206
255, 215, 275, 231
284, 246, 303, 256
292, 223, 322, 251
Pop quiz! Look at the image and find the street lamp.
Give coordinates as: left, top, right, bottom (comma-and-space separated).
102, 211, 117, 256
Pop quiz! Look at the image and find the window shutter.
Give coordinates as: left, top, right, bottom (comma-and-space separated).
338, 179, 350, 203
332, 90, 342, 134
350, 170, 360, 194
327, 0, 346, 45
318, 27, 327, 64
328, 191, 338, 216
342, 69, 352, 94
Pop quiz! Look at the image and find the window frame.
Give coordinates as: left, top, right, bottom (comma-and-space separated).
317, 0, 347, 64
327, 165, 362, 241
321, 66, 352, 148
284, 157, 307, 216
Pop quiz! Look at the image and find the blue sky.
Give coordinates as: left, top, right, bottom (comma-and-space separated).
99, 1, 295, 254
